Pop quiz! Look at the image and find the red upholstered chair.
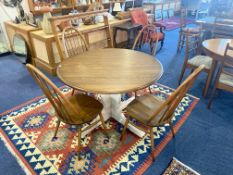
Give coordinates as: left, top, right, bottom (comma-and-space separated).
130, 9, 165, 52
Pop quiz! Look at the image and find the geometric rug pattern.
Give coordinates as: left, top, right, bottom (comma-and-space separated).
0, 84, 199, 175
157, 17, 195, 31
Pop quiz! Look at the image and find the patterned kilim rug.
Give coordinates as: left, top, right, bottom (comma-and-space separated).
157, 17, 195, 31
163, 157, 200, 175
0, 83, 199, 175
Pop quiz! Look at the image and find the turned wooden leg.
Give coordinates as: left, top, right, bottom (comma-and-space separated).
149, 86, 152, 94
71, 89, 75, 96
203, 61, 217, 97
77, 128, 82, 160
150, 127, 155, 161
99, 112, 107, 130
208, 86, 217, 109
181, 34, 185, 51
52, 119, 61, 140
177, 31, 182, 52
120, 118, 129, 141
178, 64, 186, 85
169, 122, 175, 137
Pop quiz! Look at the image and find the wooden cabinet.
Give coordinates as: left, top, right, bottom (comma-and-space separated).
30, 30, 59, 75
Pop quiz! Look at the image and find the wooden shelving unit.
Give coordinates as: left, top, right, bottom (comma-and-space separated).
28, 0, 127, 15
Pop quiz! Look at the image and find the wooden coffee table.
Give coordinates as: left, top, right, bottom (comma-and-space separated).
57, 48, 163, 137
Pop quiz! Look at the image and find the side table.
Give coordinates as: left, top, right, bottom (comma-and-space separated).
114, 22, 142, 48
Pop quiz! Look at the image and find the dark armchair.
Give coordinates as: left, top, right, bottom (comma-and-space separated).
130, 9, 166, 52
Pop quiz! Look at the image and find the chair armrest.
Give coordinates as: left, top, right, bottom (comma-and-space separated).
152, 22, 166, 30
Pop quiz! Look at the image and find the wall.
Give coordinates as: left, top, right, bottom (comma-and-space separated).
0, 0, 30, 48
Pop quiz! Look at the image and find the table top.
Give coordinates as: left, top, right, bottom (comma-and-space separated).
202, 38, 233, 60
57, 48, 163, 94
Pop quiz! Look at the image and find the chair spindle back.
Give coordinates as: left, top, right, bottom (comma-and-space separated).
26, 64, 84, 124
62, 27, 89, 58
180, 8, 188, 29
219, 43, 233, 76
132, 24, 159, 56
148, 65, 204, 125
185, 33, 202, 60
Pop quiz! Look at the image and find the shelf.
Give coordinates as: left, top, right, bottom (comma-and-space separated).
29, 0, 126, 16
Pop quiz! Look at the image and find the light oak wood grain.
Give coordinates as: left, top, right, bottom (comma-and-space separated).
202, 38, 233, 60
57, 48, 163, 94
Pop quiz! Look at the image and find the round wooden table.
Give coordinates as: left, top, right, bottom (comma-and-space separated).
57, 48, 163, 94
202, 38, 233, 96
57, 48, 163, 137
202, 38, 233, 60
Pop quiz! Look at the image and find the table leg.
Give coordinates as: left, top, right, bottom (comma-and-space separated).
114, 28, 118, 48
203, 60, 217, 97
127, 30, 131, 48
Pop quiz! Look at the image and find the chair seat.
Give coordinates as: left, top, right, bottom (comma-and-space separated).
219, 73, 233, 87
182, 27, 201, 34
151, 32, 164, 41
66, 94, 103, 124
188, 55, 213, 69
125, 94, 167, 126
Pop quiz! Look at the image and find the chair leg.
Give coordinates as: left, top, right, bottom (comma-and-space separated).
203, 62, 217, 97
178, 65, 186, 85
160, 40, 164, 50
148, 86, 152, 94
120, 118, 129, 141
181, 34, 185, 51
52, 119, 61, 140
99, 113, 107, 130
150, 127, 155, 161
169, 122, 175, 137
77, 128, 82, 160
208, 86, 217, 109
190, 69, 194, 74
71, 89, 75, 96
177, 31, 182, 52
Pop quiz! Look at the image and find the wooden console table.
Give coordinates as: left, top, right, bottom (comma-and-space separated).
4, 21, 39, 58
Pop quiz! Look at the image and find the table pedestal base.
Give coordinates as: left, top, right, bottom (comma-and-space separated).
81, 94, 145, 138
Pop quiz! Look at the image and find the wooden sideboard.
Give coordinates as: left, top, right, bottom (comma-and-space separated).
30, 17, 130, 75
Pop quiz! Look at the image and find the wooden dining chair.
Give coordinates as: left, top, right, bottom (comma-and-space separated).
178, 32, 214, 97
177, 8, 202, 52
130, 9, 165, 51
62, 26, 89, 59
62, 26, 89, 95
131, 24, 159, 96
132, 24, 159, 56
120, 65, 204, 161
26, 64, 107, 160
208, 43, 233, 108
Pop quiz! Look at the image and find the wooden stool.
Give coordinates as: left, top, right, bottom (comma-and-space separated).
177, 8, 202, 52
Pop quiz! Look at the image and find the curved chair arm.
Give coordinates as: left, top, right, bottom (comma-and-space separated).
152, 22, 166, 29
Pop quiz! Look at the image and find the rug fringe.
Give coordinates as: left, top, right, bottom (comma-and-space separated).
172, 157, 201, 175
